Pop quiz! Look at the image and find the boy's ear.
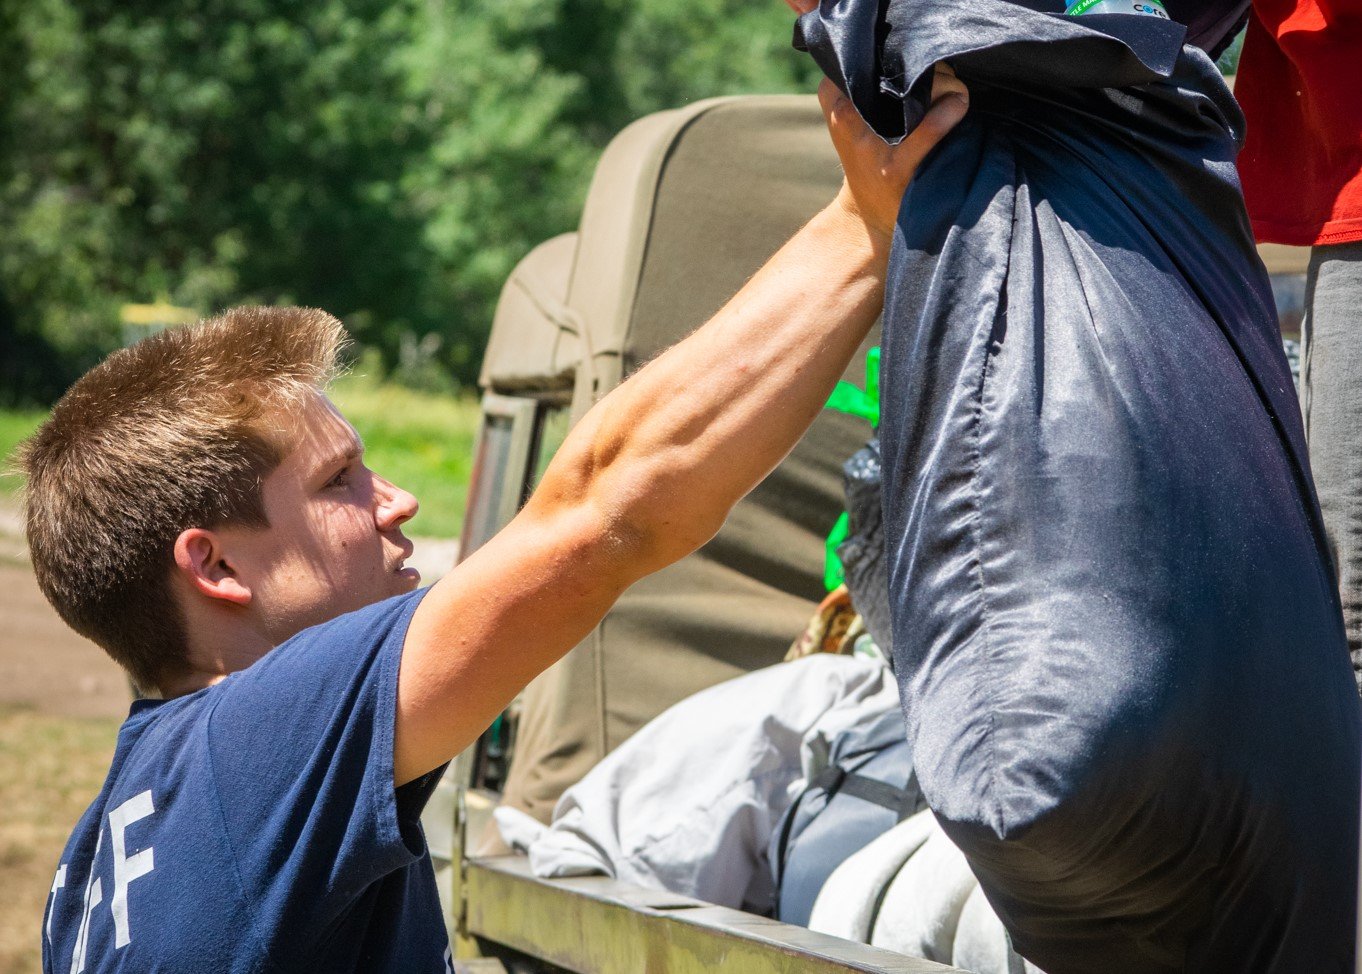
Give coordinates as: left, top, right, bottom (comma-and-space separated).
173, 528, 252, 606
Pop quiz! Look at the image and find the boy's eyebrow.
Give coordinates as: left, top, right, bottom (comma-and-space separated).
314, 438, 364, 477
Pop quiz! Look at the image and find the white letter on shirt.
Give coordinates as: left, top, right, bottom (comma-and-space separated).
109, 790, 155, 949
46, 864, 67, 945
71, 832, 103, 974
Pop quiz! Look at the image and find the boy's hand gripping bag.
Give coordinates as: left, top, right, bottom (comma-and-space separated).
795, 2, 1362, 972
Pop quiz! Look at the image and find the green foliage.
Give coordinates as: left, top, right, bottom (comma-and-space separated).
0, 0, 816, 403
329, 363, 481, 539
1, 0, 438, 398
0, 409, 46, 495
1217, 28, 1245, 77
398, 0, 597, 377
607, 0, 820, 121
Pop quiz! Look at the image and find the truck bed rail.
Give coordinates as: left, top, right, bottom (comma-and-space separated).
463, 856, 968, 974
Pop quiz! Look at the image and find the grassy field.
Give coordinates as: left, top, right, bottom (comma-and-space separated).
0, 377, 480, 538
0, 708, 121, 974
0, 411, 46, 497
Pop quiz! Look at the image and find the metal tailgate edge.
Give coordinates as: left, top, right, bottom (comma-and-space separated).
463, 856, 968, 974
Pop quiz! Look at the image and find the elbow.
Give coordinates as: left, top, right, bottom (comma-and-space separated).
592, 464, 726, 578
535, 416, 724, 580
524, 464, 715, 590
636, 502, 725, 575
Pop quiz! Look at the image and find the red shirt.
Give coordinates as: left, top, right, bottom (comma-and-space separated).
1236, 1, 1362, 246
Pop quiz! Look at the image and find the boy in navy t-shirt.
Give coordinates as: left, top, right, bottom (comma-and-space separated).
21, 69, 970, 972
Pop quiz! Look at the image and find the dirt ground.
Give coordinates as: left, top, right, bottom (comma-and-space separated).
0, 500, 455, 972
0, 561, 132, 719
0, 706, 121, 974
0, 526, 126, 973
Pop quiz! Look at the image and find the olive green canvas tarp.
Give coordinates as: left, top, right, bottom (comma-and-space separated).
478, 232, 580, 396
489, 96, 876, 833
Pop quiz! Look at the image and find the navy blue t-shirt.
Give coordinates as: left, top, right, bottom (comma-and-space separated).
42, 590, 451, 974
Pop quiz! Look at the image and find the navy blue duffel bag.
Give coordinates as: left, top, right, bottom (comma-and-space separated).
796, 2, 1362, 971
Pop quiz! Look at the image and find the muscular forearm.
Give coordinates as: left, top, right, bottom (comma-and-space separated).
535, 199, 888, 578
396, 70, 967, 786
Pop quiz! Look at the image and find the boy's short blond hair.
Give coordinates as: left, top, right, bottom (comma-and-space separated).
19, 306, 346, 692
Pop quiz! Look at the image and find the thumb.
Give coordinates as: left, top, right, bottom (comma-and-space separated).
898, 90, 968, 169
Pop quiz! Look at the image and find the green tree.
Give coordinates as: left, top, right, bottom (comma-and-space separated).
0, 0, 448, 397
0, 0, 121, 403
607, 0, 820, 124
1217, 28, 1245, 77
0, 0, 819, 402
397, 0, 596, 378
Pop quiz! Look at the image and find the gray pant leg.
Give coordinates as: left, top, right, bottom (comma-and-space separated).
1299, 240, 1362, 687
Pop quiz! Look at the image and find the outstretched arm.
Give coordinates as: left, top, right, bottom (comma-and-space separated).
394, 70, 968, 786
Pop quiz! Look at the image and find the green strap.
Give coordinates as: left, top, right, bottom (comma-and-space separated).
825, 511, 850, 591
822, 347, 880, 590
824, 345, 881, 426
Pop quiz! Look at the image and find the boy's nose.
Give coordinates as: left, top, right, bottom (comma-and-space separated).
375, 476, 419, 530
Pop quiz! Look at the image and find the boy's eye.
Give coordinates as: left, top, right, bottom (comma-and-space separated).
326, 467, 350, 489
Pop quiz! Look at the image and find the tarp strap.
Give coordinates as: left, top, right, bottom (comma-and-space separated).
774, 759, 921, 883
811, 765, 914, 815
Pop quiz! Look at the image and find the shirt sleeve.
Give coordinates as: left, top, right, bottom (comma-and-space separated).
203, 589, 442, 955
